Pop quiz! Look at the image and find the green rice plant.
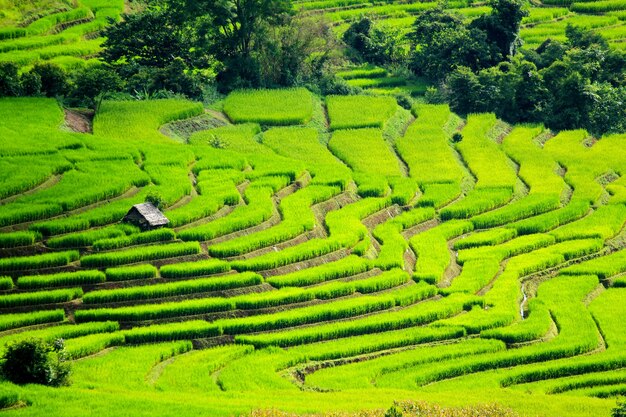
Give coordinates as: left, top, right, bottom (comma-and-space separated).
193, 125, 305, 181
0, 287, 82, 308
614, 276, 626, 287
166, 182, 241, 228
177, 186, 275, 242
550, 204, 626, 242
0, 203, 63, 227
324, 1, 438, 23
0, 276, 14, 290
571, 0, 626, 12
0, 155, 71, 200
46, 225, 131, 248
0, 321, 119, 355
223, 88, 313, 125
346, 76, 407, 89
92, 228, 176, 251
29, 189, 149, 236
26, 7, 93, 35
457, 114, 517, 190
522, 7, 569, 24
0, 309, 65, 332
267, 255, 372, 287
231, 197, 391, 272
289, 325, 467, 362
444, 258, 501, 295
0, 389, 20, 409
0, 33, 75, 53
262, 127, 352, 189
353, 269, 410, 293
336, 64, 387, 79
123, 320, 222, 344
0, 250, 78, 273
69, 340, 192, 391
308, 281, 356, 300
457, 234, 556, 264
237, 303, 464, 347
410, 220, 473, 283
509, 200, 590, 235
470, 194, 561, 229
0, 231, 38, 248
215, 295, 397, 334
496, 279, 619, 388
388, 177, 420, 206
83, 272, 262, 304
17, 270, 105, 289
589, 288, 626, 349
329, 128, 402, 174
105, 264, 157, 281
74, 297, 234, 322
232, 287, 316, 310
143, 164, 193, 208
80, 241, 201, 268
417, 183, 462, 208
155, 344, 253, 392
480, 299, 552, 343
306, 339, 505, 390
560, 248, 626, 279
0, 27, 27, 40
406, 275, 601, 387
230, 238, 344, 272
352, 172, 390, 197
373, 207, 435, 270
440, 187, 513, 220
397, 104, 463, 185
94, 99, 204, 149
64, 332, 126, 359
159, 258, 230, 279
326, 95, 397, 130
453, 228, 517, 250
207, 185, 339, 257
16, 159, 149, 212
501, 125, 566, 197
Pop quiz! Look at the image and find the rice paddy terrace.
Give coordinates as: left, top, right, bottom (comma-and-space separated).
0, 88, 625, 416
2, 0, 626, 89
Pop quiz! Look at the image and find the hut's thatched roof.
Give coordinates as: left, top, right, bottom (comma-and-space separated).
126, 202, 169, 227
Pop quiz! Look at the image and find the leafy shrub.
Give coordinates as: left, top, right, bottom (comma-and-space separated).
1, 338, 70, 386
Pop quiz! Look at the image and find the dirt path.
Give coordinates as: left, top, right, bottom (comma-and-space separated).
64, 109, 93, 134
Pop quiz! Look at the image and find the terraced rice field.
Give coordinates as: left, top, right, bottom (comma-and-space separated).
0, 91, 625, 417
0, 0, 124, 69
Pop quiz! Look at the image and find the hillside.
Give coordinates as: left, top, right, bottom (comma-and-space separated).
0, 90, 624, 416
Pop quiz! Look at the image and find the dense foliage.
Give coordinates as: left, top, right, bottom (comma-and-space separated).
445, 25, 626, 135
1, 338, 70, 386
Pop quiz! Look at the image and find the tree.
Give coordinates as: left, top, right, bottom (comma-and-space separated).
0, 62, 21, 97
470, 0, 528, 58
102, 9, 198, 68
1, 338, 70, 386
29, 63, 68, 97
613, 400, 626, 417
343, 18, 404, 65
183, 0, 292, 61
71, 65, 124, 108
409, 8, 499, 81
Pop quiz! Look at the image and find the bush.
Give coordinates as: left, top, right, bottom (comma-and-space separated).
614, 401, 626, 417
1, 338, 70, 386
29, 63, 68, 97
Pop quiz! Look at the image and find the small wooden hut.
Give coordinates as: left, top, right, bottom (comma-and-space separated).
123, 202, 169, 230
